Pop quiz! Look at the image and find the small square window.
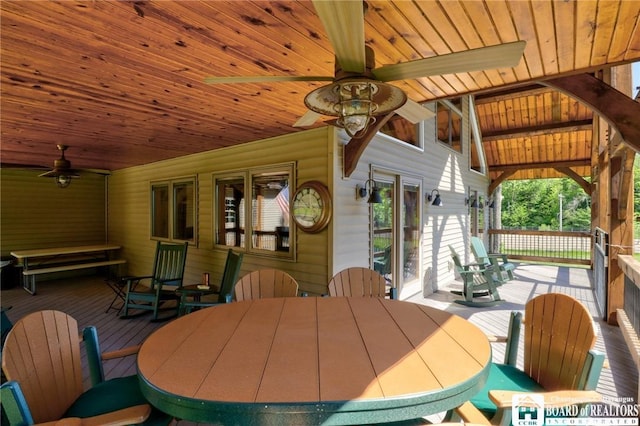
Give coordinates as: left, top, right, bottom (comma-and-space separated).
150, 177, 196, 244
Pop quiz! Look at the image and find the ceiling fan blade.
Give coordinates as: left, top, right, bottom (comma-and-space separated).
1, 162, 48, 170
293, 110, 323, 127
373, 41, 526, 82
204, 75, 333, 84
312, 0, 366, 73
38, 170, 80, 178
394, 99, 435, 124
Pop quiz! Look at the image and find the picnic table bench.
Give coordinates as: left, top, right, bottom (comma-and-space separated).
11, 244, 125, 295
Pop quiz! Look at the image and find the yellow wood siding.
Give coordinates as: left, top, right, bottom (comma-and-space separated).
108, 128, 333, 295
0, 169, 106, 257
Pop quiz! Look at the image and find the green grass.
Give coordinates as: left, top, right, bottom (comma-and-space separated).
502, 249, 590, 260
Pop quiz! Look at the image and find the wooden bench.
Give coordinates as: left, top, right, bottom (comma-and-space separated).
21, 259, 126, 295
11, 245, 124, 295
22, 259, 126, 276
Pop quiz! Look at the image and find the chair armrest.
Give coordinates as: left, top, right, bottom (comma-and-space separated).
455, 401, 492, 425
489, 390, 601, 408
487, 253, 509, 260
486, 334, 508, 343
101, 344, 140, 360
1, 381, 35, 425
36, 404, 151, 426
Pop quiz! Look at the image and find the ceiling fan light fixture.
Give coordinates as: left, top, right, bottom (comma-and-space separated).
304, 78, 407, 137
38, 144, 80, 188
55, 174, 73, 188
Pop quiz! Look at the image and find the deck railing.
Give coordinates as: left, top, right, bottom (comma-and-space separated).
593, 227, 609, 319
488, 229, 592, 265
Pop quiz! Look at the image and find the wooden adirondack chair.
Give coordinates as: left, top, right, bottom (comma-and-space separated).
121, 241, 188, 321
234, 269, 299, 301
449, 245, 503, 307
1, 310, 171, 426
178, 249, 243, 315
328, 267, 394, 298
464, 293, 604, 426
470, 236, 516, 284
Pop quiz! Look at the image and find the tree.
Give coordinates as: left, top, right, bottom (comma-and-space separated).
501, 178, 590, 231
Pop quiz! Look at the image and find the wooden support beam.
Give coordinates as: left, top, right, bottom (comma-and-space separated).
481, 120, 593, 142
610, 147, 635, 221
491, 159, 589, 172
554, 167, 592, 195
488, 170, 517, 195
343, 113, 394, 177
544, 74, 640, 152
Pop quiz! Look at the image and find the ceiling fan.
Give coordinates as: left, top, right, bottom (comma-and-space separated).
205, 1, 526, 137
38, 144, 81, 188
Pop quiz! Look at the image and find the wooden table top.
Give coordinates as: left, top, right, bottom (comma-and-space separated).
137, 297, 491, 425
10, 244, 121, 259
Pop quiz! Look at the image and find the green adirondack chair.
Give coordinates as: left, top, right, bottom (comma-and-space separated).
121, 241, 188, 321
449, 245, 503, 307
465, 293, 604, 426
470, 236, 516, 284
234, 269, 299, 301
1, 310, 171, 425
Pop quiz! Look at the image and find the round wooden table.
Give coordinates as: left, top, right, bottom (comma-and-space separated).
137, 297, 491, 425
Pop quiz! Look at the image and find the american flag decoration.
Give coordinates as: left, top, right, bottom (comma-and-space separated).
275, 185, 289, 218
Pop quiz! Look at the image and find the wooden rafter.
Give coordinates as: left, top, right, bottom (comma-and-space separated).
544, 74, 640, 153
490, 159, 589, 173
481, 120, 593, 142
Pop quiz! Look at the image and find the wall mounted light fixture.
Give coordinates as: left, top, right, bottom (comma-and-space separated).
356, 179, 382, 204
426, 189, 443, 206
465, 196, 478, 207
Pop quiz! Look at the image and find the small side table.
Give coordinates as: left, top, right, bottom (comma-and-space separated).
176, 284, 220, 316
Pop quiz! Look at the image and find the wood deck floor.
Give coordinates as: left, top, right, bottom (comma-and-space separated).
0, 263, 637, 424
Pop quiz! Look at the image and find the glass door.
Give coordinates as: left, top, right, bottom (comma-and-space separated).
401, 180, 421, 293
372, 179, 394, 285
370, 173, 421, 298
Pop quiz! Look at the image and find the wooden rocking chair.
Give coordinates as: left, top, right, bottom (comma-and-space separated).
121, 241, 188, 321
178, 249, 243, 315
449, 245, 503, 307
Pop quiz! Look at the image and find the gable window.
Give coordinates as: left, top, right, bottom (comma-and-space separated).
436, 99, 462, 153
214, 164, 293, 257
151, 177, 196, 243
378, 114, 422, 148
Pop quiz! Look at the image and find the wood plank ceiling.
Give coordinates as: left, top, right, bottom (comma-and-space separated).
1, 1, 639, 181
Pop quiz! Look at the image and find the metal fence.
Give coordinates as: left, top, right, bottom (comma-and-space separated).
624, 272, 640, 338
488, 229, 592, 265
